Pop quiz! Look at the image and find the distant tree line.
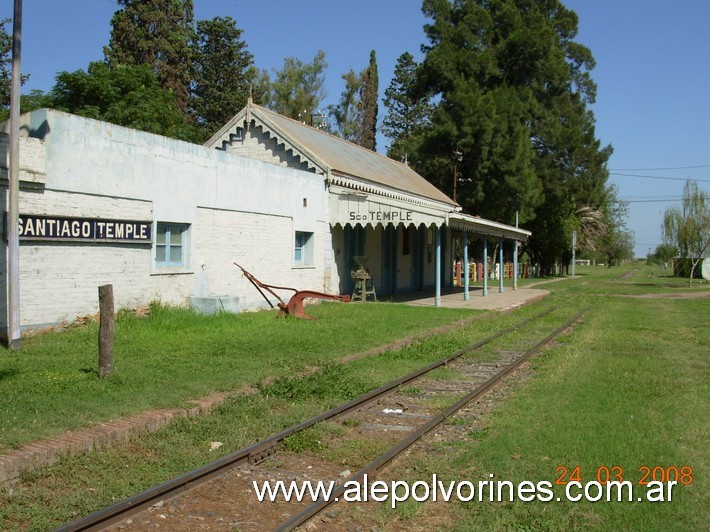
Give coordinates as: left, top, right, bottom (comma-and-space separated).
0, 0, 633, 270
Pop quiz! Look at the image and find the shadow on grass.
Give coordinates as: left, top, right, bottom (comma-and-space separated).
0, 368, 19, 381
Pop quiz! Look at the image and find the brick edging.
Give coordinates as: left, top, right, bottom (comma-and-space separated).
0, 392, 235, 484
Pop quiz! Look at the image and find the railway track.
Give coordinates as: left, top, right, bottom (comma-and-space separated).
56, 306, 588, 531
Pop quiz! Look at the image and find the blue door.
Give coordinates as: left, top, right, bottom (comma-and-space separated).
380, 225, 397, 295
411, 225, 425, 290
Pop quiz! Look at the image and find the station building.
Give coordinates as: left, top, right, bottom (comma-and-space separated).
1, 102, 530, 333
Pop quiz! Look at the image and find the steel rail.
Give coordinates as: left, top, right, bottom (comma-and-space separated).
55, 307, 556, 532
276, 307, 589, 531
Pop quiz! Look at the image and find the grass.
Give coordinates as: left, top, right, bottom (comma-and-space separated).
0, 263, 707, 530
383, 267, 709, 530
0, 311, 512, 530
0, 301, 476, 450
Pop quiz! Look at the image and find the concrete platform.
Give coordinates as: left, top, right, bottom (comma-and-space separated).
389, 285, 550, 311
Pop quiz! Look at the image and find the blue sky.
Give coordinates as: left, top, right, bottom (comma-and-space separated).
2, 0, 708, 258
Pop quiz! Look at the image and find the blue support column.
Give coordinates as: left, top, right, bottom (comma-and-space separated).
435, 226, 441, 307
499, 238, 504, 293
482, 236, 489, 297
463, 230, 470, 301
513, 240, 518, 290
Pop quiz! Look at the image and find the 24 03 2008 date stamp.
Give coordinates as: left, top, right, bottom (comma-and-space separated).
555, 465, 694, 486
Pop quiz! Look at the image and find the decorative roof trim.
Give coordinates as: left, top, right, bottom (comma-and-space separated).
329, 173, 456, 213
330, 220, 446, 230
205, 101, 329, 176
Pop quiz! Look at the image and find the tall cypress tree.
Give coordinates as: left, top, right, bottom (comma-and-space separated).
104, 0, 195, 112
360, 50, 379, 151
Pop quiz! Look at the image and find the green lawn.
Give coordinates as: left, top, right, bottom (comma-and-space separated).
0, 264, 707, 530
382, 266, 709, 530
0, 301, 478, 451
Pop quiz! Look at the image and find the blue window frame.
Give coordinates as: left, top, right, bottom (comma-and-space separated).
156, 223, 187, 267
294, 231, 313, 267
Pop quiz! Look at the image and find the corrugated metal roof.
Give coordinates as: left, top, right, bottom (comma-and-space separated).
448, 212, 531, 241
206, 102, 458, 208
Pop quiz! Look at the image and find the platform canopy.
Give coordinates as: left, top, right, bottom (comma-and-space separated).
447, 212, 531, 241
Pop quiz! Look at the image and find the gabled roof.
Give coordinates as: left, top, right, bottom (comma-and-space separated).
205, 101, 458, 208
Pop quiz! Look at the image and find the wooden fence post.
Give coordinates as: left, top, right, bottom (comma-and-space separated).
98, 284, 114, 378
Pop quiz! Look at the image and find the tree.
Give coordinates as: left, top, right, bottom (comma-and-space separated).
360, 50, 379, 151
190, 16, 255, 140
267, 50, 327, 120
49, 61, 191, 139
381, 52, 432, 162
411, 0, 611, 274
104, 0, 195, 112
249, 67, 272, 107
0, 18, 29, 111
600, 228, 635, 267
647, 242, 678, 275
329, 69, 363, 142
662, 180, 710, 286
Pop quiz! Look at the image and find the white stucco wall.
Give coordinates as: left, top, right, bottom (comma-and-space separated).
1, 109, 330, 330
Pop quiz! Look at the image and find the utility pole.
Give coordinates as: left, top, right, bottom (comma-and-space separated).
7, 0, 23, 349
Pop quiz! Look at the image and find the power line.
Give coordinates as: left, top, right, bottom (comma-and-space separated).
623, 198, 684, 203
610, 164, 710, 171
610, 172, 710, 182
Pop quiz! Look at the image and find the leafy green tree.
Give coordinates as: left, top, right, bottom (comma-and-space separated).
412, 0, 546, 220
382, 52, 432, 162
49, 61, 191, 139
662, 180, 710, 286
412, 0, 610, 274
600, 228, 635, 267
646, 243, 678, 275
267, 50, 327, 120
595, 188, 633, 267
0, 18, 29, 111
329, 51, 377, 148
360, 50, 379, 151
249, 67, 272, 106
190, 16, 255, 139
329, 69, 363, 142
104, 0, 195, 112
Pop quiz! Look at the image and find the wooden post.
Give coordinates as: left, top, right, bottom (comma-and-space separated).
98, 284, 114, 378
